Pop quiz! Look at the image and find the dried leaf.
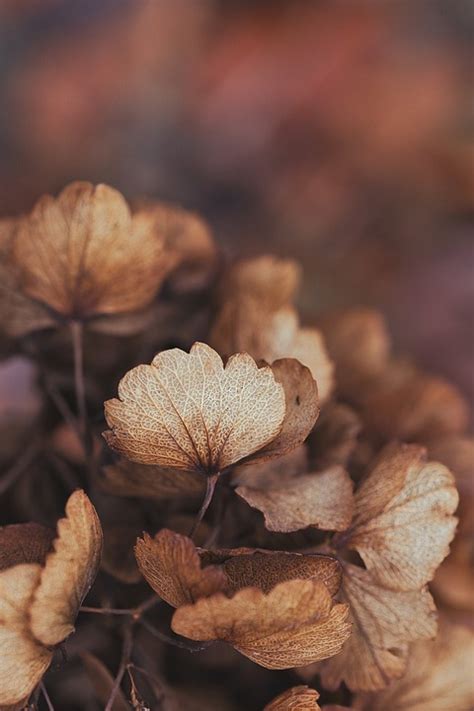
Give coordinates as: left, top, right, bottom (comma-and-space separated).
101, 459, 205, 502
29, 490, 103, 646
337, 443, 459, 591
240, 358, 319, 465
0, 523, 54, 571
222, 255, 301, 311
11, 181, 177, 319
135, 529, 227, 607
354, 619, 474, 710
0, 565, 51, 706
104, 342, 286, 473
200, 548, 342, 596
0, 491, 102, 707
237, 466, 353, 533
264, 685, 320, 710
361, 361, 469, 442
172, 578, 351, 669
102, 525, 142, 584
211, 302, 334, 403
320, 564, 437, 692
319, 309, 390, 398
232, 446, 309, 489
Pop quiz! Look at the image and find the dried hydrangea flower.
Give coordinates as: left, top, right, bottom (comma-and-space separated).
264, 685, 321, 710
0, 490, 102, 707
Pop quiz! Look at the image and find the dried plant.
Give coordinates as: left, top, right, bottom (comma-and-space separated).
0, 182, 471, 710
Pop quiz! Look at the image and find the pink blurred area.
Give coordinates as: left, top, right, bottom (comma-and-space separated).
0, 0, 472, 402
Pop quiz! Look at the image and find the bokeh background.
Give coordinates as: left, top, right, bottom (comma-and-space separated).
0, 0, 472, 403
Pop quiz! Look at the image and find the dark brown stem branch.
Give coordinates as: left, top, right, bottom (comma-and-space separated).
40, 682, 55, 711
189, 472, 219, 539
104, 622, 134, 711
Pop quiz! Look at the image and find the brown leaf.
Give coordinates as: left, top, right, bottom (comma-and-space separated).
337, 443, 459, 591
0, 523, 54, 571
264, 685, 321, 710
104, 342, 286, 473
319, 308, 390, 399
11, 181, 177, 319
135, 529, 227, 607
200, 548, 342, 596
236, 466, 354, 533
0, 565, 51, 707
211, 302, 334, 403
221, 255, 301, 311
361, 361, 469, 442
354, 619, 474, 710
102, 525, 142, 584
320, 563, 437, 692
139, 200, 217, 293
101, 459, 205, 502
0, 491, 102, 707
240, 358, 319, 466
172, 578, 351, 669
29, 489, 103, 646
232, 446, 309, 489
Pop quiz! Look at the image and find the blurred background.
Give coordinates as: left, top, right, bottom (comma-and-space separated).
0, 0, 472, 402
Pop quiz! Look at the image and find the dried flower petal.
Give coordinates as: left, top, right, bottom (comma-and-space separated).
237, 466, 353, 533
222, 255, 301, 311
338, 443, 459, 591
320, 564, 437, 692
172, 578, 351, 669
11, 181, 177, 320
0, 523, 54, 571
308, 403, 361, 471
264, 685, 320, 710
354, 619, 474, 710
104, 342, 286, 473
135, 530, 227, 607
29, 490, 103, 646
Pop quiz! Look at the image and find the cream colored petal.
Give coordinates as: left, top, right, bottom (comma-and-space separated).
237, 466, 353, 533
104, 343, 286, 473
320, 564, 437, 692
0, 565, 52, 706
344, 443, 459, 591
29, 490, 103, 647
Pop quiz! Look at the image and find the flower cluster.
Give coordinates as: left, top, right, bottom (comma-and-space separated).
0, 182, 471, 710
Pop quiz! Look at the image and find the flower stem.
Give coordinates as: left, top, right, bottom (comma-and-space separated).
189, 473, 219, 539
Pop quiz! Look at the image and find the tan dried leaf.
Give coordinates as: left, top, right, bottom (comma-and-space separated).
338, 443, 459, 591
172, 578, 351, 669
211, 302, 334, 403
237, 466, 353, 533
0, 565, 51, 706
264, 685, 320, 710
240, 358, 319, 465
104, 342, 286, 473
361, 361, 469, 442
11, 181, 177, 319
354, 619, 474, 710
222, 255, 301, 311
0, 491, 102, 707
29, 489, 103, 646
171, 580, 350, 669
101, 459, 205, 502
319, 308, 391, 398
320, 564, 437, 692
135, 529, 227, 607
200, 548, 342, 596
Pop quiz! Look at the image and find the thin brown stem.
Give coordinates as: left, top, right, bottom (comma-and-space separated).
80, 605, 135, 616
40, 682, 55, 711
189, 472, 219, 539
104, 622, 134, 711
70, 321, 87, 436
138, 618, 212, 653
0, 439, 40, 496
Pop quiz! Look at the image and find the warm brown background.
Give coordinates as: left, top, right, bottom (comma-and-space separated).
0, 0, 472, 403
